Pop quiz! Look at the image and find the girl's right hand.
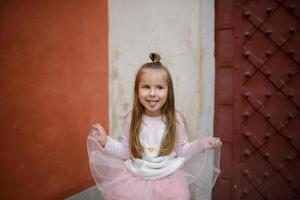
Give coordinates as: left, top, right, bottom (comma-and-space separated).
92, 123, 108, 147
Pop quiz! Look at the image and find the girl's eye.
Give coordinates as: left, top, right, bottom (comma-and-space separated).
143, 85, 150, 89
158, 86, 164, 89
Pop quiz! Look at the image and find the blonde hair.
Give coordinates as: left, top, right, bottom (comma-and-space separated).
129, 53, 177, 158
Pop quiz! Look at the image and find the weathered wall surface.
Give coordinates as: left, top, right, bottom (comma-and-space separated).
0, 0, 108, 199
109, 0, 215, 140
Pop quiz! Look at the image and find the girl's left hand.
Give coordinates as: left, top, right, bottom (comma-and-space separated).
200, 137, 222, 149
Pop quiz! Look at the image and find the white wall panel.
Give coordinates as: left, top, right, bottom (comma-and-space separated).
109, 0, 215, 143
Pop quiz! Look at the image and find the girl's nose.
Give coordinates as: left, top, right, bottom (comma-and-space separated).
150, 88, 156, 96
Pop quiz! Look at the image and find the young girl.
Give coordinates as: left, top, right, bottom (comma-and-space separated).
87, 53, 222, 200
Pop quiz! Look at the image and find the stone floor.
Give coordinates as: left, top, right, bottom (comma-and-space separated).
65, 186, 104, 200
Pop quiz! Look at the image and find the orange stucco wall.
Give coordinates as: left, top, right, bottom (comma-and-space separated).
0, 0, 108, 199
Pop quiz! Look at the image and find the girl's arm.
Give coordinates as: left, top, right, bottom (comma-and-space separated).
175, 113, 222, 158
92, 115, 131, 160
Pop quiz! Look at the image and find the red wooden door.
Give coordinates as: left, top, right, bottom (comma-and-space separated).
214, 0, 300, 199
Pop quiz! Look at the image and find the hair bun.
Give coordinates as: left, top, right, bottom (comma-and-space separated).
149, 53, 161, 63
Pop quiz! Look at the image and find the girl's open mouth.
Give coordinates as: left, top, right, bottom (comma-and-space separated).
147, 100, 159, 107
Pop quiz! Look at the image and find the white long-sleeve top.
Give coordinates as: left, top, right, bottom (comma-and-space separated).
104, 113, 206, 180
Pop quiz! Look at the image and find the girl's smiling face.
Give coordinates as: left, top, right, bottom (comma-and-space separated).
138, 69, 168, 116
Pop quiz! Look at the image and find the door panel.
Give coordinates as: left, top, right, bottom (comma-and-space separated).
214, 0, 300, 199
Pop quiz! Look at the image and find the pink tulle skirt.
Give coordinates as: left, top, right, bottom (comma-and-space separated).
87, 134, 221, 200
105, 169, 190, 200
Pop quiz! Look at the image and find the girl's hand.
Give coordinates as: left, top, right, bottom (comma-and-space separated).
92, 123, 108, 147
200, 137, 222, 149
